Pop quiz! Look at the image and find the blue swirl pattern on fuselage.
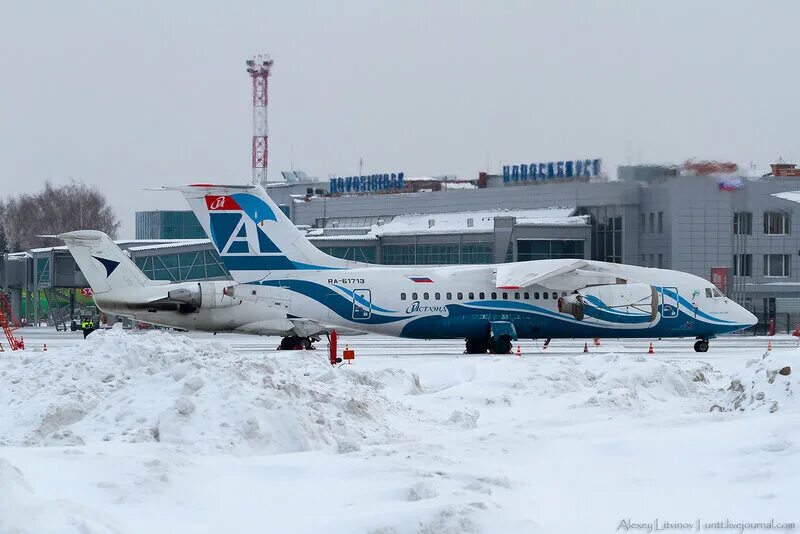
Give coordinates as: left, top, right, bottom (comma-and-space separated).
259, 279, 408, 324
260, 279, 750, 338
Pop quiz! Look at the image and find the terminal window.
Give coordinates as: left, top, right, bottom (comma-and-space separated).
383, 243, 492, 265
416, 244, 459, 265
575, 206, 623, 263
764, 212, 790, 235
135, 250, 228, 281
35, 257, 50, 287
316, 246, 377, 263
764, 254, 791, 277
733, 254, 752, 277
734, 212, 752, 235
516, 240, 584, 262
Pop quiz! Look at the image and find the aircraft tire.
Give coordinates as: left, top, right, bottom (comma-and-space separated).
298, 337, 312, 350
465, 337, 488, 354
492, 337, 512, 355
694, 339, 709, 353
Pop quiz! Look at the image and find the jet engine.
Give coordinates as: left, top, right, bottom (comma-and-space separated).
163, 282, 240, 313
558, 283, 657, 321
557, 294, 585, 321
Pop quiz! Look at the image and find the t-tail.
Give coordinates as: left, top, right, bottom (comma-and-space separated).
59, 230, 156, 295
167, 184, 357, 283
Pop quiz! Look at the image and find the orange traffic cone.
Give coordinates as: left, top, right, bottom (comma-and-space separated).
19, 336, 24, 350
593, 337, 600, 347
43, 344, 47, 352
767, 340, 773, 352
515, 345, 522, 357
583, 342, 589, 353
648, 342, 655, 354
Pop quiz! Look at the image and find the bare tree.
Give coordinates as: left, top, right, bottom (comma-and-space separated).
1, 180, 120, 251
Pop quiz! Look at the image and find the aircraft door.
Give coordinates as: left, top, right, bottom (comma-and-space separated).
661, 287, 679, 318
352, 289, 372, 320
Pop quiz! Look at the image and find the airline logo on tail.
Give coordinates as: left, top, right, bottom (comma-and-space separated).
205, 193, 281, 257
92, 256, 120, 277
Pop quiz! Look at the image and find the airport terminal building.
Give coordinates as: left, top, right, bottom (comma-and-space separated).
5, 162, 800, 331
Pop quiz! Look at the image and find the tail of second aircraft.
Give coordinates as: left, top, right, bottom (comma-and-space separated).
59, 230, 155, 295
170, 184, 356, 282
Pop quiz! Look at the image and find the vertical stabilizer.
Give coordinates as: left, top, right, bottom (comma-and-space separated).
59, 231, 153, 294
171, 184, 356, 282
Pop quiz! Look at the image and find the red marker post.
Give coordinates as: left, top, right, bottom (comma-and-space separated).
329, 330, 338, 366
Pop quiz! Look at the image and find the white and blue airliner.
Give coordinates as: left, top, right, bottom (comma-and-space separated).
167, 183, 757, 353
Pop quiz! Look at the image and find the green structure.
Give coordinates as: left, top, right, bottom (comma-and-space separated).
135, 210, 206, 239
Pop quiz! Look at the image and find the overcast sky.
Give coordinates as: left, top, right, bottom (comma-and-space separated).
2, 1, 798, 238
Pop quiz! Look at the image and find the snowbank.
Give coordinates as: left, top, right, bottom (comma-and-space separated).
715, 349, 798, 413
0, 458, 121, 534
540, 352, 711, 410
0, 328, 421, 453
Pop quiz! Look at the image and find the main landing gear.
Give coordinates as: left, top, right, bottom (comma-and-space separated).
279, 336, 316, 350
464, 336, 513, 354
694, 338, 709, 353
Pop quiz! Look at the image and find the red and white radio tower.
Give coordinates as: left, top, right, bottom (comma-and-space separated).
246, 55, 274, 187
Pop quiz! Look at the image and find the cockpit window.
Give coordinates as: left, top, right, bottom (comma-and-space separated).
705, 287, 724, 298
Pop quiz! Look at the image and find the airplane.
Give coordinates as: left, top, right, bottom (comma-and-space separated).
166, 183, 758, 354
58, 230, 332, 348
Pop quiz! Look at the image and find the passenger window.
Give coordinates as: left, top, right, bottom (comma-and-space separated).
514, 292, 520, 300
446, 292, 452, 300
552, 292, 558, 300
502, 292, 508, 300
435, 292, 441, 300
401, 292, 406, 301
491, 292, 497, 299
534, 292, 539, 299
412, 292, 418, 300
423, 292, 429, 300
479, 292, 485, 299
543, 292, 548, 300
524, 292, 530, 299
468, 292, 474, 300
457, 292, 463, 300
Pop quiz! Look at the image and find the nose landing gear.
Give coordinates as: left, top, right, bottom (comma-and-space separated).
693, 338, 709, 352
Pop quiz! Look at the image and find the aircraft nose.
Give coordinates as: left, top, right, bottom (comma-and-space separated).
736, 302, 758, 326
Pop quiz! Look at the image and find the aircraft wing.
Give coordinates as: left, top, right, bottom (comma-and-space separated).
495, 259, 588, 289
495, 259, 632, 290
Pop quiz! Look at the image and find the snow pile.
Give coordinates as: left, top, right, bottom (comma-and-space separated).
0, 328, 422, 453
715, 349, 798, 413
539, 353, 709, 410
0, 458, 121, 534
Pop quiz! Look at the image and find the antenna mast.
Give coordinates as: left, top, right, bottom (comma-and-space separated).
246, 55, 274, 187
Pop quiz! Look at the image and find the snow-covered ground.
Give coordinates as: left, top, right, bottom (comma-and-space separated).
1, 327, 798, 533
